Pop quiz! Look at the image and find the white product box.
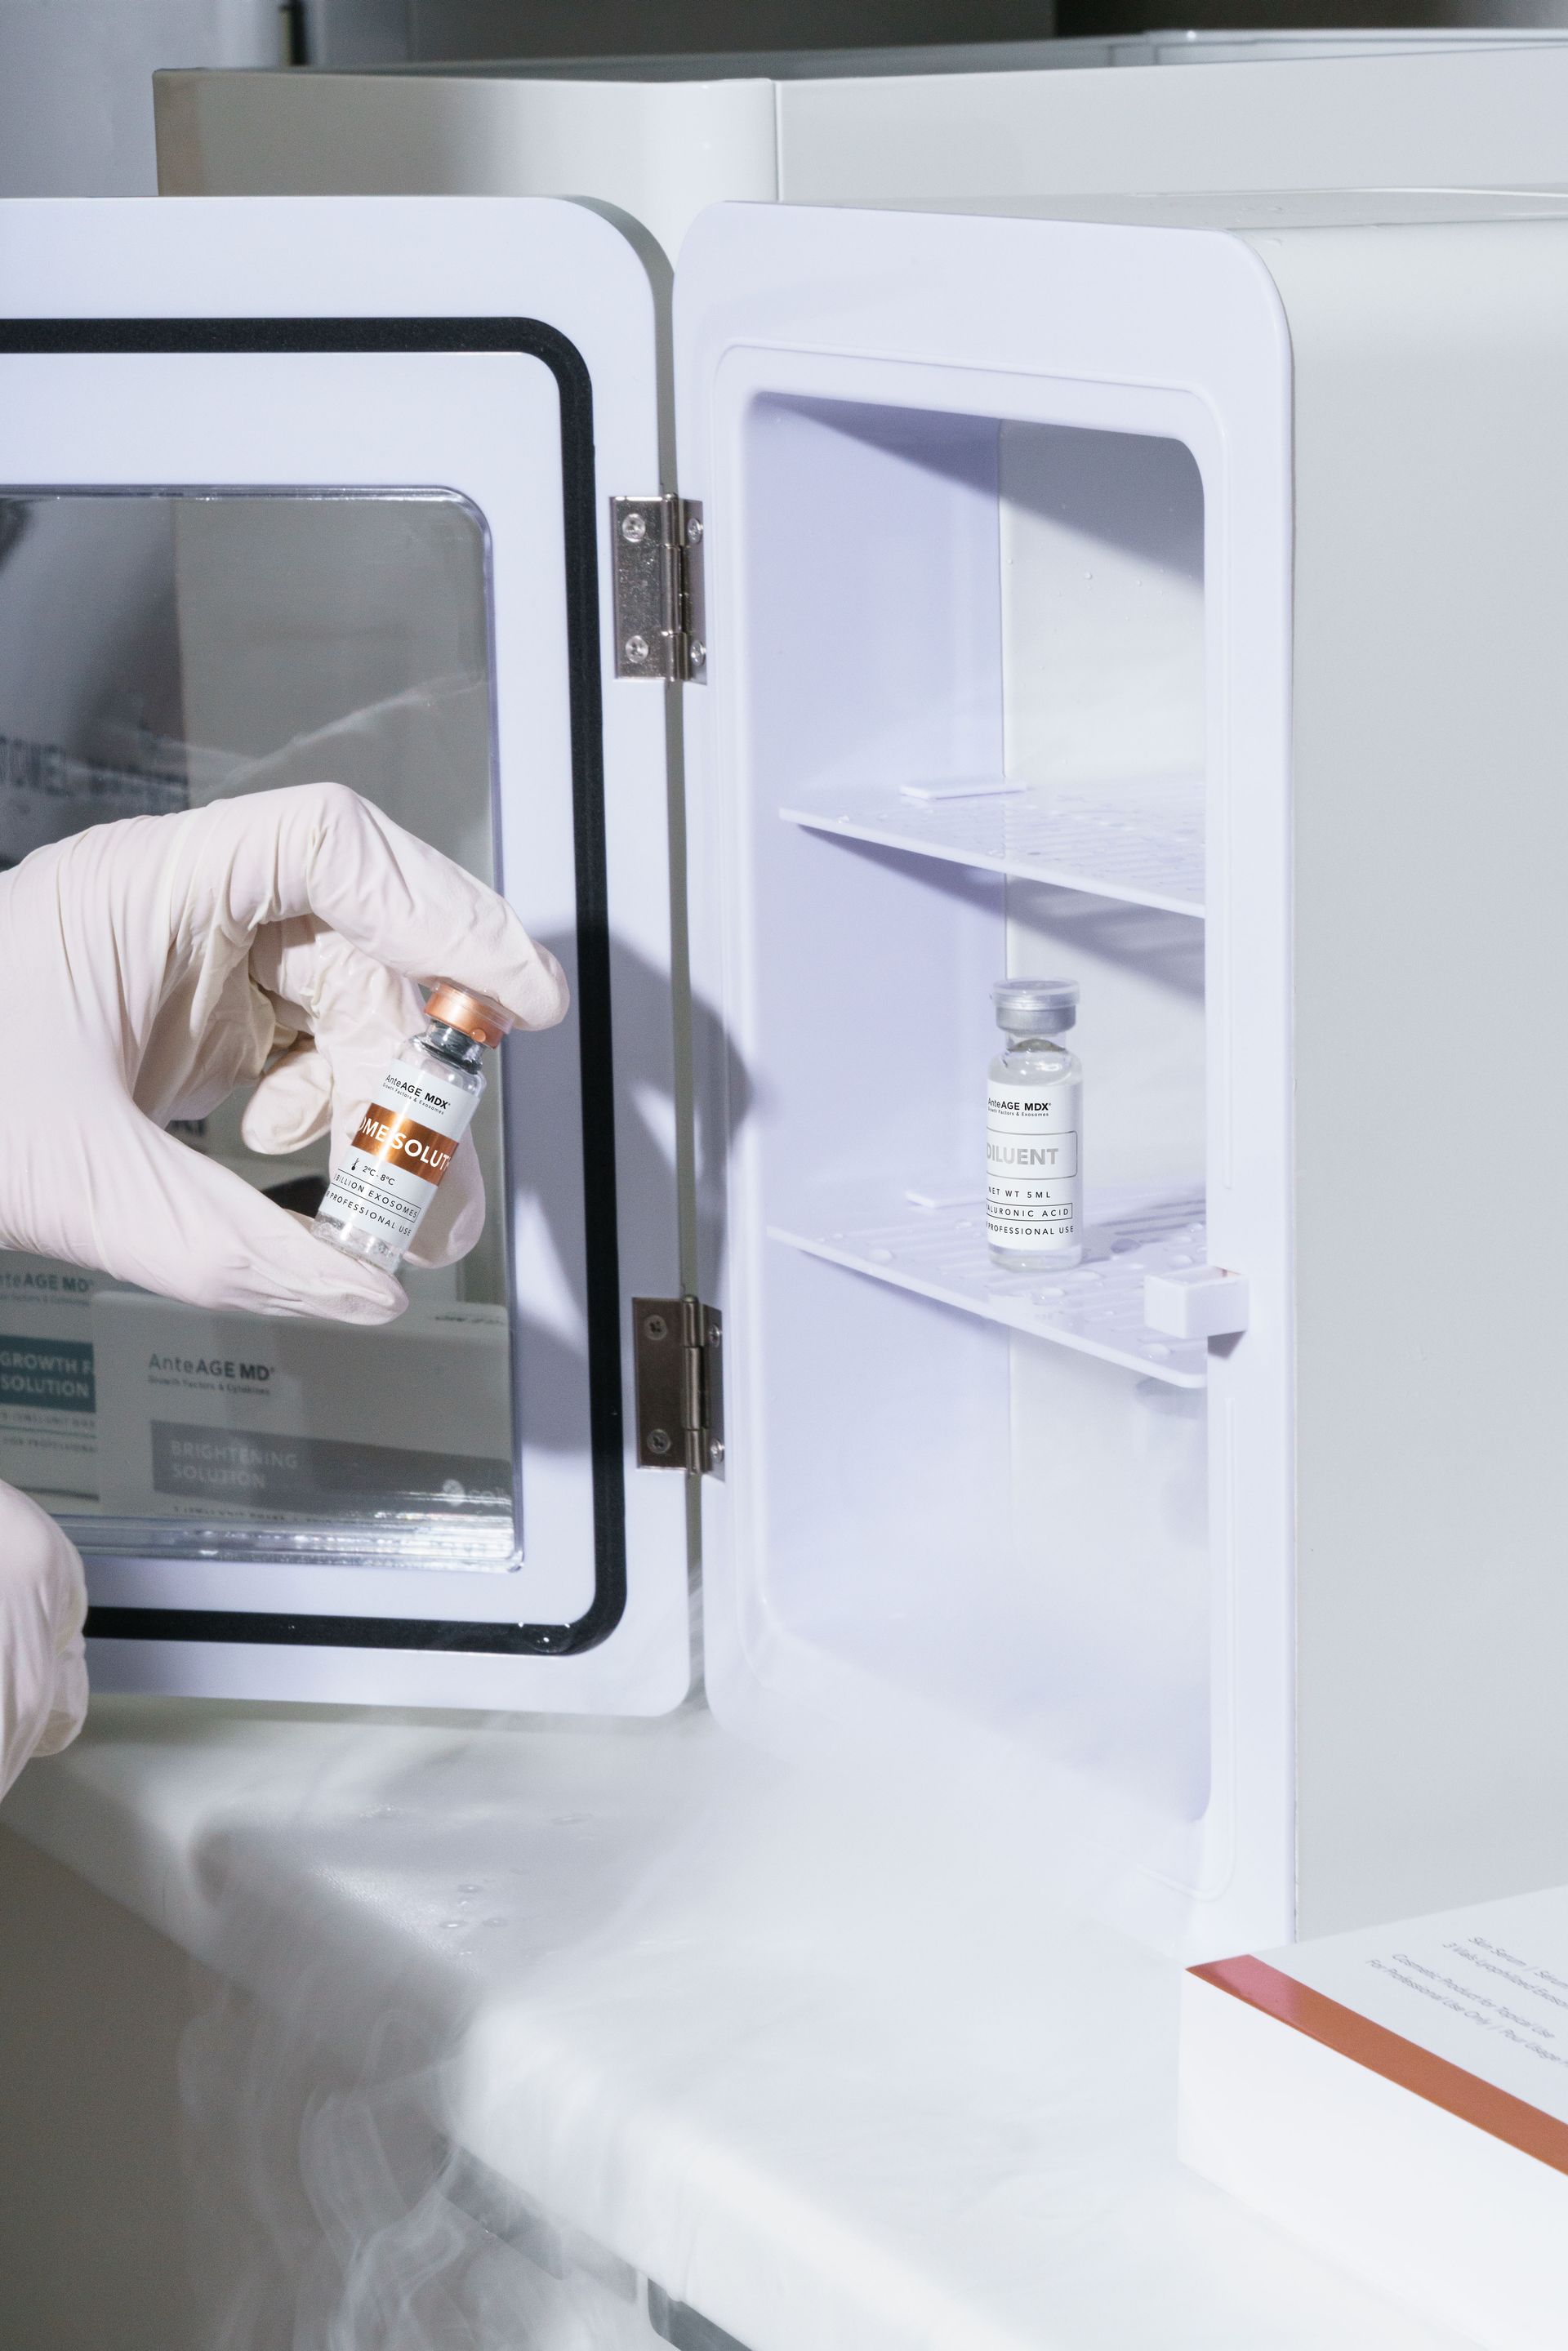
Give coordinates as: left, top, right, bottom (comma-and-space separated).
91, 1291, 511, 1532
1181, 1889, 1568, 2349
0, 1253, 112, 1500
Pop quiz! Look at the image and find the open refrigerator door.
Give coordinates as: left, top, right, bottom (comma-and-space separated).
0, 194, 691, 1713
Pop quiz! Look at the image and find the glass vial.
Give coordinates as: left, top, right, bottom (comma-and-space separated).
311, 982, 514, 1275
987, 978, 1083, 1271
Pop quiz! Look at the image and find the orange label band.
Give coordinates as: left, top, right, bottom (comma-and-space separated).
1192, 1953, 1568, 2176
350, 1104, 457, 1186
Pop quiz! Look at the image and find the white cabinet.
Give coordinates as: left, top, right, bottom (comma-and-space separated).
5, 188, 1568, 1952
156, 37, 1568, 262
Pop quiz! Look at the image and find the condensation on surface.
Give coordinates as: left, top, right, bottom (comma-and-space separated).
168, 1699, 1193, 2351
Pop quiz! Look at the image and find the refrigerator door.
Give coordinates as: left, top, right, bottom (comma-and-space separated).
0, 196, 689, 1712
676, 199, 1295, 1952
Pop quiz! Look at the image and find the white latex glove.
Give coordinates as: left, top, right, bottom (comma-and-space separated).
0, 1489, 87, 1799
0, 780, 568, 1790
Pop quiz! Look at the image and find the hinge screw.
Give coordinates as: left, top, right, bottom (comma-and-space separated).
643, 1312, 668, 1342
685, 514, 703, 545
688, 641, 706, 671
648, 1427, 673, 1457
620, 511, 648, 544
624, 634, 650, 666
709, 1440, 725, 1464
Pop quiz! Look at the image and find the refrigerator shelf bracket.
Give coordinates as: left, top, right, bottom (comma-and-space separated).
1143, 1265, 1250, 1340
634, 1296, 725, 1474
611, 495, 706, 683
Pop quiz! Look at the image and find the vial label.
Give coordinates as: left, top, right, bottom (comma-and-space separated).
986, 1076, 1081, 1255
316, 1063, 478, 1256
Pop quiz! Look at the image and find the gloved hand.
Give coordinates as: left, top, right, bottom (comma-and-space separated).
0, 780, 569, 1792
1, 1491, 87, 1801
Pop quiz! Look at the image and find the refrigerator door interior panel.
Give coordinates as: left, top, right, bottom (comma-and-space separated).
0, 195, 689, 1713
677, 201, 1295, 1954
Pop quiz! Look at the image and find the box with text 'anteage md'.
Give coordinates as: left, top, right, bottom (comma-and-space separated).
0, 1253, 112, 1501
1181, 1886, 1568, 2349
91, 1292, 512, 1534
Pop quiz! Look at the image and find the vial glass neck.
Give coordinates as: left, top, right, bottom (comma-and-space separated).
424, 1019, 485, 1071
1001, 1030, 1067, 1053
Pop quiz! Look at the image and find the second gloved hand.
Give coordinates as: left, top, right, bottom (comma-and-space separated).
0, 1485, 87, 1801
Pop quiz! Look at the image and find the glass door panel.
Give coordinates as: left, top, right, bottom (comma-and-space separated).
0, 488, 519, 1570
0, 197, 689, 1711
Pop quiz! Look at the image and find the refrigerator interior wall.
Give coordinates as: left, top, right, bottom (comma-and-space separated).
725, 388, 1219, 1871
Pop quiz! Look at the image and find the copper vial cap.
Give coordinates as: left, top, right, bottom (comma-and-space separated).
425, 981, 515, 1050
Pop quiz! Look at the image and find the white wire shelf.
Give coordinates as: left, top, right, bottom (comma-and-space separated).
769, 1183, 1210, 1387
781, 774, 1205, 916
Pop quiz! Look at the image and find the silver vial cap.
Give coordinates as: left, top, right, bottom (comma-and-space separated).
993, 977, 1079, 1036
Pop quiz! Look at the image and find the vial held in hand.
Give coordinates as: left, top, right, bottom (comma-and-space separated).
312, 982, 514, 1274
987, 978, 1082, 1270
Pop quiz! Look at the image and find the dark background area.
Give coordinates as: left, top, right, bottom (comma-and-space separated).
1060, 0, 1564, 28
299, 0, 1568, 67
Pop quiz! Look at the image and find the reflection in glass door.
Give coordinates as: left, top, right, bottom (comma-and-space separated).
0, 489, 521, 1569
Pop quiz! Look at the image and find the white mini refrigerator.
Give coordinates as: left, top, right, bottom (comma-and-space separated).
3, 189, 1567, 1958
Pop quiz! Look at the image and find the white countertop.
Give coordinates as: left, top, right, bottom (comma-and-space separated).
1, 1697, 1470, 2351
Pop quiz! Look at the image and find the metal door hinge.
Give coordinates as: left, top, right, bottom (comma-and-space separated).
612, 496, 706, 683
634, 1296, 724, 1474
